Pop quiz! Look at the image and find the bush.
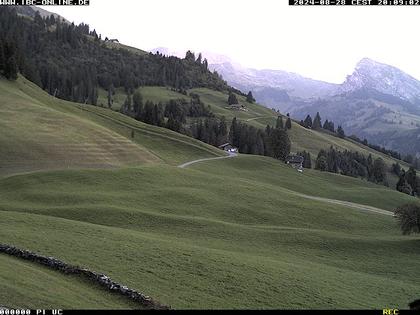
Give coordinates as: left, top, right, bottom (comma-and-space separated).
394, 203, 420, 235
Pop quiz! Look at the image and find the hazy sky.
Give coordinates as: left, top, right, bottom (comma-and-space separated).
40, 1, 420, 83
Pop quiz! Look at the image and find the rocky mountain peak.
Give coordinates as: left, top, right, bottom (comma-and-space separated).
340, 58, 420, 102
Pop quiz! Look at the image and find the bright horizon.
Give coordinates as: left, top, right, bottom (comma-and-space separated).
41, 0, 420, 84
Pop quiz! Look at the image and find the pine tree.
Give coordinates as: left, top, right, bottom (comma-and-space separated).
185, 50, 195, 62
315, 150, 328, 171
143, 101, 155, 124
285, 117, 292, 130
152, 104, 164, 126
405, 167, 418, 195
270, 128, 291, 161
276, 116, 284, 129
304, 115, 313, 128
123, 94, 132, 114
229, 117, 238, 146
202, 58, 208, 70
298, 151, 312, 168
396, 171, 413, 195
372, 158, 386, 183
196, 53, 202, 65
246, 91, 255, 103
0, 40, 4, 74
4, 54, 18, 80
306, 152, 312, 168
337, 125, 345, 138
228, 92, 239, 105
312, 112, 322, 130
133, 90, 143, 116
217, 116, 228, 145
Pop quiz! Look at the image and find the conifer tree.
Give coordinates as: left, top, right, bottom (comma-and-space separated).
0, 41, 4, 74
107, 84, 114, 108
396, 172, 413, 195
276, 116, 284, 129
196, 53, 202, 65
228, 92, 239, 105
312, 112, 322, 130
372, 158, 386, 183
133, 90, 143, 116
315, 150, 328, 171
246, 91, 255, 103
123, 94, 132, 113
285, 117, 292, 129
337, 125, 345, 138
270, 128, 291, 161
405, 167, 418, 195
304, 115, 313, 128
229, 117, 238, 146
217, 116, 228, 145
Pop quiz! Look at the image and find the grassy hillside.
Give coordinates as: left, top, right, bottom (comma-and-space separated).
133, 85, 408, 164
0, 254, 140, 309
129, 85, 410, 186
0, 77, 223, 176
1, 78, 419, 309
0, 156, 418, 309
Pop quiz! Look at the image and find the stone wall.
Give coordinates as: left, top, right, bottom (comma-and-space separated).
0, 244, 169, 310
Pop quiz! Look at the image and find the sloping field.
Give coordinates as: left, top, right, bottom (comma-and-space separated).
134, 86, 409, 172
0, 155, 418, 309
0, 78, 158, 176
0, 78, 223, 176
1, 79, 419, 309
0, 254, 140, 309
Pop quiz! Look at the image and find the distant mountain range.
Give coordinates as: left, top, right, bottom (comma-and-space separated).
287, 58, 420, 156
151, 47, 420, 156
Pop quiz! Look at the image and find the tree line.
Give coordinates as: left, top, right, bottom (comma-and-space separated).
300, 112, 345, 138
348, 134, 403, 161
315, 146, 388, 186
301, 111, 408, 163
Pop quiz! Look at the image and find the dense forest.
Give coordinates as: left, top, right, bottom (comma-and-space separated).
0, 6, 293, 163
0, 7, 241, 105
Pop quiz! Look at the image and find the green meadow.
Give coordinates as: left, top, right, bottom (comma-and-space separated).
0, 255, 139, 309
0, 77, 419, 309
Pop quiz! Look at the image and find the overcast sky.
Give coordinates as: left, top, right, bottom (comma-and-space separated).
40, 0, 420, 83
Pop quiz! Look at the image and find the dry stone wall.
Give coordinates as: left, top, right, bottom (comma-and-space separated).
0, 244, 169, 310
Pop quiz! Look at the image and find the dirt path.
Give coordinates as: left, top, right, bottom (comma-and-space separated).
178, 152, 237, 168
179, 152, 392, 216
290, 192, 393, 216
245, 116, 276, 122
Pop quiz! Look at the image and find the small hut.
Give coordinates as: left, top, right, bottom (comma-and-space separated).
218, 143, 238, 153
286, 155, 304, 170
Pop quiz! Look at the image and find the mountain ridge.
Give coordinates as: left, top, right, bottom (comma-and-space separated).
150, 47, 420, 155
